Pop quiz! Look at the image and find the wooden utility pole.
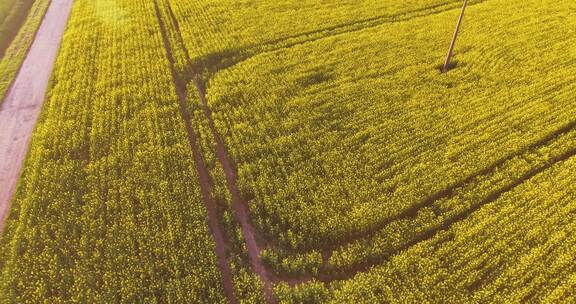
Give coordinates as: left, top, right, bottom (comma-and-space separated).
442, 0, 469, 73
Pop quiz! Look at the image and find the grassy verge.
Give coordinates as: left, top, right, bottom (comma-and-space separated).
0, 0, 34, 55
0, 0, 51, 102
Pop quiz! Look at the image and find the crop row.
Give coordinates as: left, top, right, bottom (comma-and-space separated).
140, 0, 576, 301
0, 0, 227, 302
326, 126, 576, 277
155, 0, 272, 300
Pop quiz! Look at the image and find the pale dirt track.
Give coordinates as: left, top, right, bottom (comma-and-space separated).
0, 0, 74, 230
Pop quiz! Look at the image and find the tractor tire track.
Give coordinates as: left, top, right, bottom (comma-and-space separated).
162, 0, 196, 74
159, 0, 278, 302
193, 78, 278, 304
321, 144, 576, 282
153, 2, 238, 303
261, 121, 576, 283
257, 120, 576, 260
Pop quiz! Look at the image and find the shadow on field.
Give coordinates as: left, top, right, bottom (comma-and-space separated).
437, 59, 460, 73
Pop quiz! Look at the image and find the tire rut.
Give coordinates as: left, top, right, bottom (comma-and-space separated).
260, 120, 576, 257
321, 145, 576, 282
153, 2, 238, 303
193, 79, 278, 304
159, 0, 279, 302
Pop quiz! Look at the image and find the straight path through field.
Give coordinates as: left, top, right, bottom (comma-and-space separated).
194, 79, 279, 303
153, 1, 239, 302
0, 0, 74, 230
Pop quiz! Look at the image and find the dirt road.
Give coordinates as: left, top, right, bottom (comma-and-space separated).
0, 0, 74, 230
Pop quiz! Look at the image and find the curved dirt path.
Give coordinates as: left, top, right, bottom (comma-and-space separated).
0, 0, 74, 230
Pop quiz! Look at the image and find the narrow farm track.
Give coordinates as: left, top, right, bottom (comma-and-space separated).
162, 0, 193, 70
180, 0, 497, 259
221, 119, 576, 276
159, 0, 278, 302
0, 0, 73, 231
193, 79, 278, 304
153, 1, 239, 303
